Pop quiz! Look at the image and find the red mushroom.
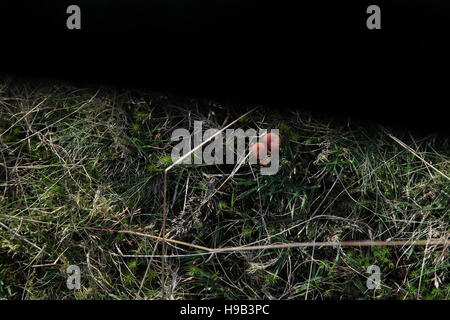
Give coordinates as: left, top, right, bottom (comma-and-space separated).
251, 142, 266, 159
262, 133, 281, 152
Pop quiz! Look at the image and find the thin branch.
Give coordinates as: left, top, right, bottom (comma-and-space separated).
161, 107, 257, 297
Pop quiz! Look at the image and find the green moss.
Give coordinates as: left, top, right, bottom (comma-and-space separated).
159, 154, 173, 167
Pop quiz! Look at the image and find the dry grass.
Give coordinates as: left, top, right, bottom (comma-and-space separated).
0, 77, 448, 300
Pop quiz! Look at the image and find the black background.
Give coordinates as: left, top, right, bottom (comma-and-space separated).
0, 299, 447, 318
0, 1, 449, 133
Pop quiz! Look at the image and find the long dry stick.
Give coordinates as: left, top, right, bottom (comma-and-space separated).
65, 226, 450, 253
0, 216, 447, 259
30, 224, 447, 254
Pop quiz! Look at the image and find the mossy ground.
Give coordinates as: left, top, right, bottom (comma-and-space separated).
0, 78, 448, 300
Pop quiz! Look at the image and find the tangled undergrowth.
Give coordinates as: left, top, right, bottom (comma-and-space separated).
0, 78, 448, 300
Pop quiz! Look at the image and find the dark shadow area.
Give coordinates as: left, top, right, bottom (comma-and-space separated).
0, 1, 449, 134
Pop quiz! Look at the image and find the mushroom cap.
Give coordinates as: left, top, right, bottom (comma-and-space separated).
251, 142, 267, 159
262, 133, 281, 151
